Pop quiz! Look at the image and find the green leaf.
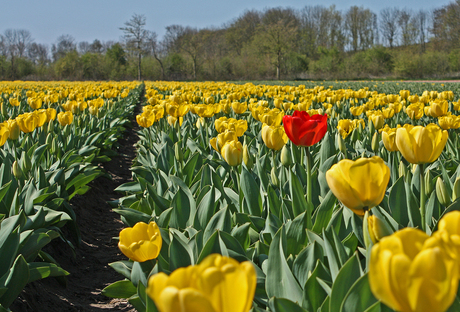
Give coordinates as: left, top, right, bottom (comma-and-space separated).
240, 167, 262, 217
340, 273, 378, 312
109, 261, 133, 280
203, 207, 231, 243
292, 241, 324, 288
102, 280, 137, 299
329, 254, 362, 312
0, 255, 29, 308
289, 170, 312, 227
312, 190, 337, 233
27, 262, 69, 283
388, 177, 409, 226
322, 227, 349, 282
194, 186, 217, 230
285, 212, 308, 256
265, 226, 303, 304
302, 260, 330, 312
169, 232, 193, 271
268, 297, 307, 312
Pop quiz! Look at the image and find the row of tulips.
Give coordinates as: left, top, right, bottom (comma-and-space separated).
0, 81, 142, 310
105, 80, 460, 312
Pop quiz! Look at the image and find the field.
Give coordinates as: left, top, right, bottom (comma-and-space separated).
3, 80, 460, 312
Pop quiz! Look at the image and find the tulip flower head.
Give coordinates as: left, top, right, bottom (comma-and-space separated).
326, 156, 390, 215
147, 254, 256, 312
395, 123, 448, 164
118, 221, 162, 263
369, 228, 459, 312
282, 111, 327, 147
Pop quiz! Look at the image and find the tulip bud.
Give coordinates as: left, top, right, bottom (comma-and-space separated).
280, 145, 292, 167
424, 169, 433, 198
271, 166, 279, 187
12, 160, 23, 179
367, 214, 393, 244
371, 132, 379, 153
47, 120, 54, 133
453, 177, 460, 202
336, 133, 346, 154
45, 133, 53, 146
174, 141, 183, 163
243, 144, 254, 170
350, 128, 359, 142
20, 151, 31, 174
51, 137, 58, 155
436, 177, 451, 206
399, 161, 407, 178
1, 101, 7, 118
368, 118, 375, 134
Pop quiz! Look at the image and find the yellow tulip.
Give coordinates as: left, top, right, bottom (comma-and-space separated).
337, 119, 355, 139
326, 156, 390, 215
231, 101, 248, 114
136, 112, 155, 128
438, 211, 460, 270
395, 124, 448, 164
118, 221, 162, 263
369, 228, 458, 312
34, 110, 47, 127
146, 254, 256, 312
167, 116, 183, 127
261, 124, 288, 151
216, 130, 238, 152
57, 111, 74, 126
45, 108, 57, 122
16, 113, 39, 133
194, 104, 215, 118
221, 140, 243, 166
406, 103, 424, 120
430, 99, 449, 117
7, 119, 20, 140
367, 215, 392, 244
369, 113, 384, 130
381, 125, 398, 152
0, 122, 10, 146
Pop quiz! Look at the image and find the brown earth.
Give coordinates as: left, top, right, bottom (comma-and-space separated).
11, 107, 141, 311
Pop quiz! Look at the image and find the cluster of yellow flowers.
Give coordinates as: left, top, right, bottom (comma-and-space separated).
210, 117, 247, 166
118, 221, 256, 312
370, 211, 460, 312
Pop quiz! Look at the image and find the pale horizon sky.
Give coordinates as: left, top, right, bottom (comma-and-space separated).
0, 0, 453, 47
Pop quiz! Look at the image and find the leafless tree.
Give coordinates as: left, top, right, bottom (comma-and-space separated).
380, 7, 400, 48
145, 31, 165, 80
398, 9, 419, 46
52, 34, 76, 61
28, 43, 49, 65
120, 13, 148, 80
345, 6, 376, 51
78, 41, 91, 54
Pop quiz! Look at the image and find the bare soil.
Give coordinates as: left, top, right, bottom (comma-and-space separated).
11, 107, 141, 311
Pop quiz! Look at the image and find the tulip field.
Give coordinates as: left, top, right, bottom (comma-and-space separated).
3, 80, 460, 312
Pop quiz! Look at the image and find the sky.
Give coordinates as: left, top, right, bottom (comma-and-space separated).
0, 0, 454, 46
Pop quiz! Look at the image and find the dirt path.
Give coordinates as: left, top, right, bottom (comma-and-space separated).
11, 100, 142, 312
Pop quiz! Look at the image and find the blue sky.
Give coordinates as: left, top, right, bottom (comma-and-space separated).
0, 0, 453, 46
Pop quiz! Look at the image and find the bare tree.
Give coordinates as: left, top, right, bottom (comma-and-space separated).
90, 39, 104, 53
52, 34, 76, 61
345, 6, 376, 51
145, 31, 165, 80
28, 43, 49, 65
120, 14, 148, 80
398, 9, 419, 46
78, 41, 91, 54
380, 7, 400, 48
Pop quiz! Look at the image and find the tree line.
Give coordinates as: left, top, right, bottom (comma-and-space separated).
2, 1, 460, 81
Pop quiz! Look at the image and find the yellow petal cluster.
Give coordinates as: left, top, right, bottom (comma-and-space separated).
118, 221, 162, 263
261, 124, 288, 151
395, 124, 448, 164
147, 254, 256, 312
326, 156, 390, 215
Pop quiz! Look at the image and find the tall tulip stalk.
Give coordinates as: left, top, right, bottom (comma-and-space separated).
395, 124, 448, 231
283, 111, 327, 215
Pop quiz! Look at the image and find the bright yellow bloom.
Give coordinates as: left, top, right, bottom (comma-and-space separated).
381, 125, 399, 152
231, 101, 248, 114
57, 111, 74, 126
215, 130, 238, 152
350, 105, 364, 116
326, 156, 390, 215
369, 113, 384, 130
166, 103, 189, 118
27, 97, 43, 110
137, 112, 156, 128
429, 99, 449, 117
261, 124, 288, 151
7, 119, 20, 140
369, 228, 458, 312
399, 90, 410, 99
118, 221, 162, 263
45, 108, 57, 122
337, 119, 355, 139
259, 109, 284, 126
146, 254, 256, 312
167, 116, 183, 127
395, 124, 448, 164
194, 104, 215, 118
221, 140, 243, 166
16, 113, 39, 133
438, 211, 460, 271
367, 215, 391, 244
406, 103, 424, 120
0, 122, 9, 146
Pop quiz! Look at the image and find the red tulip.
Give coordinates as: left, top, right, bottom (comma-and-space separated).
282, 111, 327, 146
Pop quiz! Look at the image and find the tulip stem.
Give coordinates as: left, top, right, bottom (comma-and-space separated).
419, 163, 426, 232
306, 146, 313, 213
